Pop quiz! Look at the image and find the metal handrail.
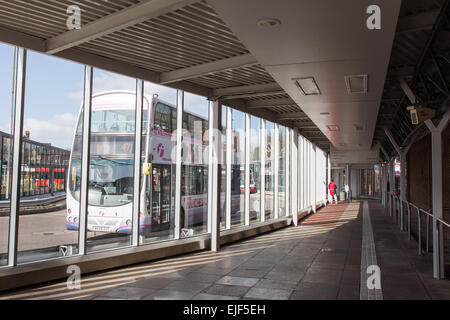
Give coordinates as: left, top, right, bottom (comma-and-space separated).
384, 191, 449, 259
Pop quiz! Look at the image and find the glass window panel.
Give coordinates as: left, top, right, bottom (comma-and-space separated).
85, 69, 136, 252
17, 51, 83, 264
278, 126, 286, 217
368, 168, 374, 196
181, 92, 209, 237
250, 116, 261, 223
0, 43, 14, 266
30, 144, 36, 196
140, 82, 177, 244
265, 121, 275, 220
220, 106, 226, 230
361, 169, 367, 195
231, 109, 245, 227
374, 165, 381, 197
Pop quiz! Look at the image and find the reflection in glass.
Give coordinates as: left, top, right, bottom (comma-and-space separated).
0, 43, 14, 266
361, 169, 367, 196
83, 70, 136, 252
220, 106, 227, 230
278, 126, 286, 217
374, 165, 381, 197
181, 92, 209, 237
265, 122, 275, 220
231, 110, 245, 227
140, 90, 177, 243
250, 116, 261, 222
17, 52, 83, 264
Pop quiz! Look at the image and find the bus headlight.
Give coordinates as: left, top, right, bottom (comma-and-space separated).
68, 216, 73, 222
74, 217, 79, 224
126, 219, 132, 226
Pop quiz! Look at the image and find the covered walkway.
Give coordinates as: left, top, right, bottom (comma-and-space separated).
0, 0, 448, 301
1, 200, 448, 300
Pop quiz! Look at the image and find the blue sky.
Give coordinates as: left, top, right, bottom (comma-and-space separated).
0, 42, 209, 150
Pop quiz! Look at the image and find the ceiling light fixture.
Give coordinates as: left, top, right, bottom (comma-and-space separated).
257, 18, 281, 28
326, 125, 340, 131
320, 112, 330, 115
293, 77, 321, 95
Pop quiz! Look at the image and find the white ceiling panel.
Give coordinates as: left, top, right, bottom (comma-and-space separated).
208, 0, 402, 150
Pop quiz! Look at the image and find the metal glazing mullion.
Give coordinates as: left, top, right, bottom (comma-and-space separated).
210, 100, 220, 251
274, 124, 279, 219
79, 65, 93, 256
308, 142, 312, 210
244, 113, 250, 225
225, 107, 231, 230
260, 119, 266, 223
304, 139, 307, 210
8, 47, 26, 267
298, 135, 302, 211
175, 90, 183, 239
301, 138, 303, 209
291, 129, 298, 224
132, 80, 143, 247
307, 140, 310, 210
207, 101, 213, 234
312, 145, 316, 212
285, 128, 290, 217
302, 137, 305, 210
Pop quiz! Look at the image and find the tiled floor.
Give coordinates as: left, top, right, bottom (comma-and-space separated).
1, 200, 449, 300
369, 200, 450, 300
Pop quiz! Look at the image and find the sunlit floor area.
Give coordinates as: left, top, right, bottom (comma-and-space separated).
1, 200, 449, 300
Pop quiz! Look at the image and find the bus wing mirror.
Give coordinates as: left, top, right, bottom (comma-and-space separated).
143, 162, 151, 175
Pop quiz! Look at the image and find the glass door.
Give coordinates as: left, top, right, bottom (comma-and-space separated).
151, 164, 172, 227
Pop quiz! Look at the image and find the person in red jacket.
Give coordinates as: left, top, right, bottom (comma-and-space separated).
329, 179, 337, 204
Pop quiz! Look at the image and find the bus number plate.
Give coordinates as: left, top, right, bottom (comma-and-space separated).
92, 226, 110, 232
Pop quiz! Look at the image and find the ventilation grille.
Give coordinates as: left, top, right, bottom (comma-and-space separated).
345, 74, 368, 94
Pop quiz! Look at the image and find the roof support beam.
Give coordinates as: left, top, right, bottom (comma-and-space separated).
223, 99, 293, 128
160, 53, 258, 84
396, 9, 440, 34
399, 78, 417, 104
213, 82, 282, 98
276, 112, 308, 120
384, 128, 401, 155
377, 142, 389, 161
45, 0, 198, 54
0, 26, 46, 52
247, 98, 296, 108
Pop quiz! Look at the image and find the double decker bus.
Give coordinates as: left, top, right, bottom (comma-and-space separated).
66, 91, 259, 235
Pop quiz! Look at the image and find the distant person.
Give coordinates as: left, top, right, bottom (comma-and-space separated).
328, 179, 337, 205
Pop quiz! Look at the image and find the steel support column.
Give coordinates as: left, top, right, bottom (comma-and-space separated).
225, 107, 232, 230
260, 119, 266, 222
290, 129, 298, 225
8, 47, 26, 266
175, 90, 183, 239
132, 80, 143, 246
425, 111, 449, 279
78, 65, 93, 255
210, 100, 221, 252
285, 128, 290, 216
274, 123, 279, 219
244, 113, 250, 225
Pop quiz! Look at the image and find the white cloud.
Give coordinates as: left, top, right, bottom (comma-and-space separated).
18, 113, 78, 150
67, 90, 83, 101
93, 72, 136, 94
144, 81, 178, 103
